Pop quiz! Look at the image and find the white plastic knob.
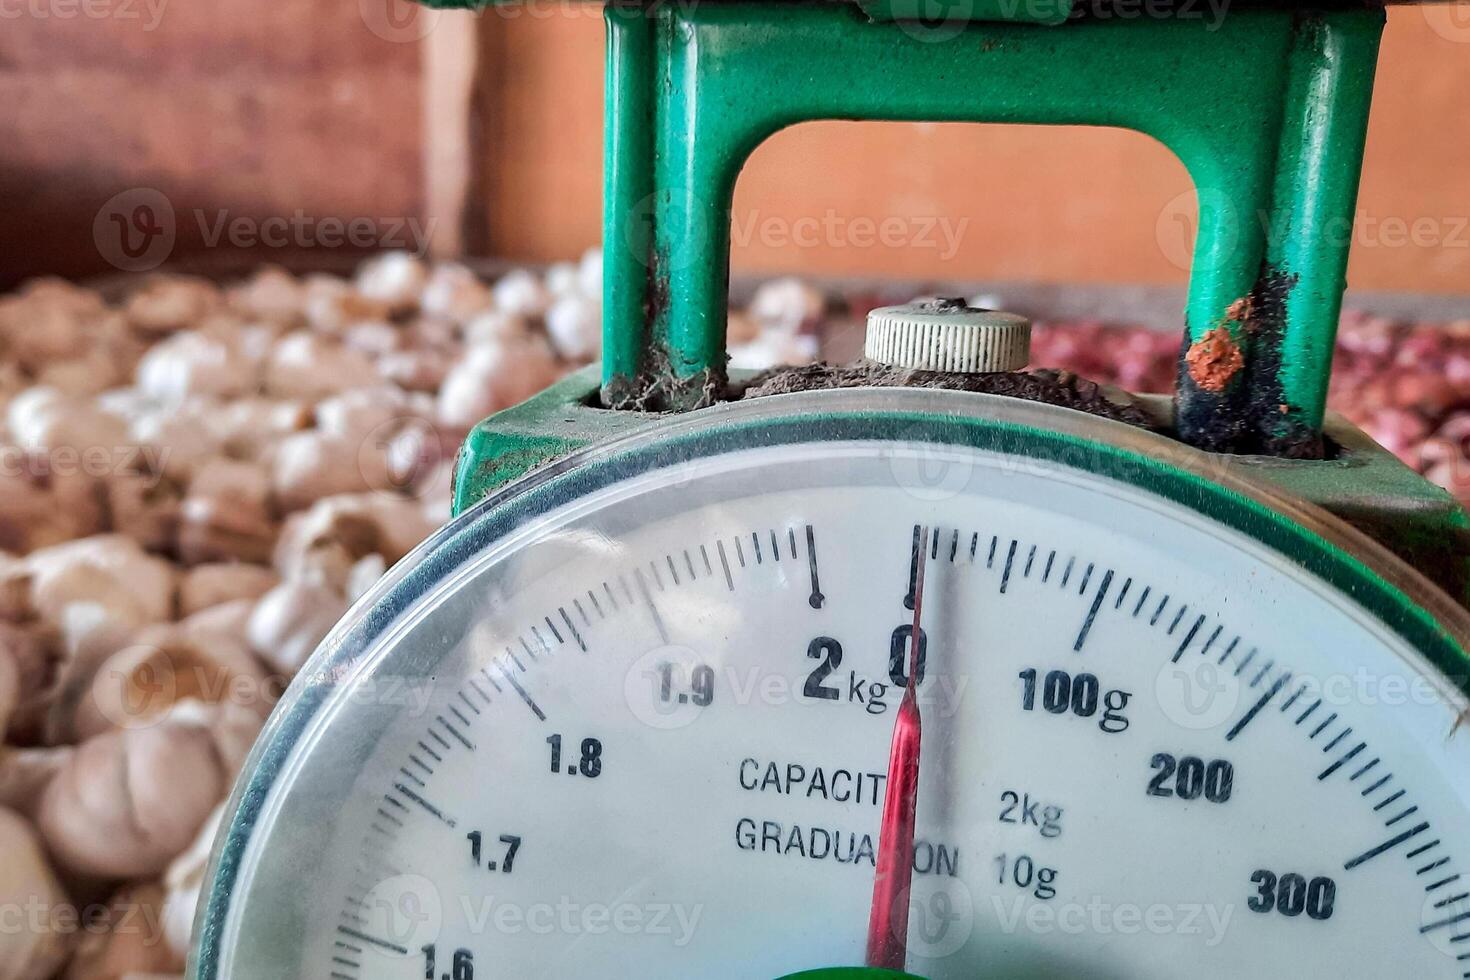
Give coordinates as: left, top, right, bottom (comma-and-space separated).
864, 299, 1031, 373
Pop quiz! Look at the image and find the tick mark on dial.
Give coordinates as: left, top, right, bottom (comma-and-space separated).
1386, 806, 1422, 827
1167, 605, 1187, 634
1360, 773, 1393, 797
560, 608, 586, 652
1296, 698, 1322, 725
1318, 742, 1365, 781
904, 525, 921, 609
391, 783, 457, 828
1280, 682, 1307, 712
1418, 857, 1452, 876
525, 631, 546, 659
1248, 659, 1273, 687
1225, 672, 1290, 742
806, 525, 825, 609
1073, 569, 1113, 652
1149, 594, 1168, 626
1349, 757, 1380, 781
337, 926, 407, 956
497, 664, 547, 722
436, 715, 475, 752
1170, 614, 1205, 662
633, 567, 670, 644
1345, 820, 1429, 870
718, 541, 735, 592
999, 540, 1018, 594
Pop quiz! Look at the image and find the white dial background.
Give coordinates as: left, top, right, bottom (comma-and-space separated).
208, 434, 1470, 980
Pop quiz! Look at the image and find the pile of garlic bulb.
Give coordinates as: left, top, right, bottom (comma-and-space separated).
0, 250, 818, 980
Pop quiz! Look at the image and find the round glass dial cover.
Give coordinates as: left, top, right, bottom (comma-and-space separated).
195, 390, 1470, 980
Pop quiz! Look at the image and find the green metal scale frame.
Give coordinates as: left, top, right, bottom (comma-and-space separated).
423, 0, 1469, 602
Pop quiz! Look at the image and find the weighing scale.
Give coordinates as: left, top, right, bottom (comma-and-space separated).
191, 2, 1470, 977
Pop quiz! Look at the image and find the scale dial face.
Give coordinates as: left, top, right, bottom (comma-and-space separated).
195, 390, 1470, 980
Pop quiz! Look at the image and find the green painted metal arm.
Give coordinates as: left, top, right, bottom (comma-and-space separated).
419, 0, 1387, 456
419, 0, 1075, 22
597, 2, 1384, 456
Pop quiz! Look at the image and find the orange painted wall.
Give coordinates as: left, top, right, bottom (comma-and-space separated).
480, 5, 1470, 294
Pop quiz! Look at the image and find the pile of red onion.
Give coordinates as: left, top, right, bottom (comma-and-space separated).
1028, 313, 1470, 506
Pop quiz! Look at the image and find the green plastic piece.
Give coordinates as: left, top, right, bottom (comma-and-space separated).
451, 365, 659, 515
1252, 12, 1382, 451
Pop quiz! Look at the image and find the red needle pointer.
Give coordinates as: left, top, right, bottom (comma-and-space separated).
866, 526, 928, 971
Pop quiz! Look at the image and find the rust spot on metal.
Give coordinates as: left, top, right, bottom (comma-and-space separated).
1225, 295, 1254, 326
1185, 326, 1244, 394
